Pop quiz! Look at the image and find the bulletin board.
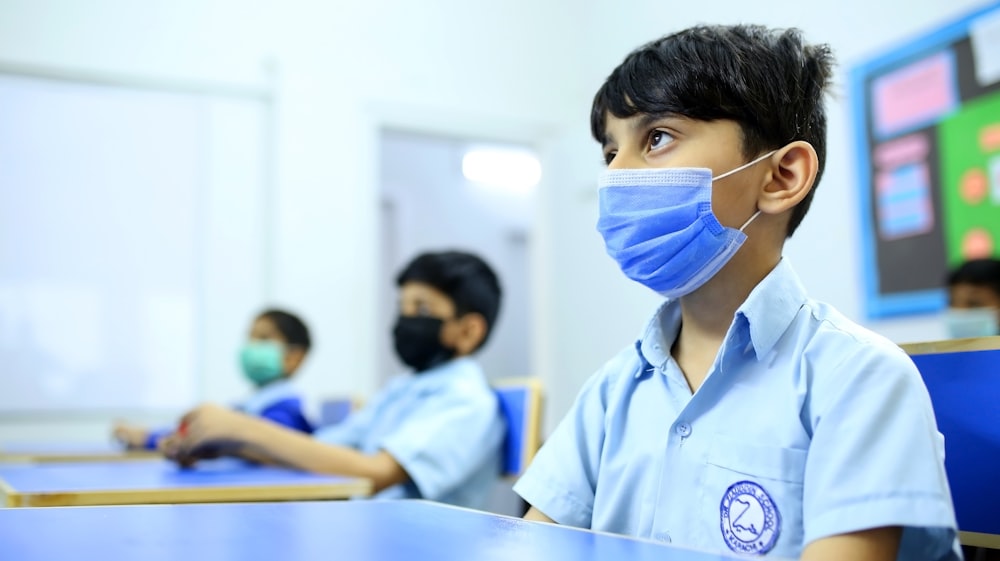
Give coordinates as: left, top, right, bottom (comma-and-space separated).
851, 2, 1000, 318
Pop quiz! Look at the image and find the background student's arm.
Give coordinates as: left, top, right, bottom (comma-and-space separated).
371, 384, 504, 502
800, 527, 902, 561
112, 422, 149, 448
113, 422, 173, 450
164, 403, 409, 492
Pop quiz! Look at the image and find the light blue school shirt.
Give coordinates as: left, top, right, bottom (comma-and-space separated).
514, 259, 960, 560
315, 356, 505, 510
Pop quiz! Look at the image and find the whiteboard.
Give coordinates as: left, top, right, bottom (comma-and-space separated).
0, 73, 271, 414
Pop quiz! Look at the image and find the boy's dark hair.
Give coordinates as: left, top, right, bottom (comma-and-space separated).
258, 309, 312, 351
591, 24, 835, 237
396, 250, 502, 350
946, 258, 1000, 296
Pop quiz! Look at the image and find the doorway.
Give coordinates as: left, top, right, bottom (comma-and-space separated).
376, 129, 537, 385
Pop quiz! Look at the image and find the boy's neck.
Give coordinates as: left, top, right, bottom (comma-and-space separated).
671, 246, 781, 391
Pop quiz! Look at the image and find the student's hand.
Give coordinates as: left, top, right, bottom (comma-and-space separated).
161, 404, 250, 466
112, 422, 149, 449
157, 432, 209, 468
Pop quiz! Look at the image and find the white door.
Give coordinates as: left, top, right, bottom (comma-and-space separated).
377, 129, 537, 385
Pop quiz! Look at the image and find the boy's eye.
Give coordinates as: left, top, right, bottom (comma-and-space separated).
603, 151, 616, 165
648, 129, 674, 151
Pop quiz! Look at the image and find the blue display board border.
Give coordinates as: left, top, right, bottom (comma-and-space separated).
850, 1, 1000, 319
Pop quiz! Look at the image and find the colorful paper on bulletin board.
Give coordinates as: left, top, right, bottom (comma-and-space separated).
939, 91, 1000, 264
872, 51, 958, 139
852, 1, 1000, 318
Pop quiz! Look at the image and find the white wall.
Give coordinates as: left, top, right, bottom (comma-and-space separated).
0, 0, 991, 441
0, 0, 279, 441
0, 0, 585, 441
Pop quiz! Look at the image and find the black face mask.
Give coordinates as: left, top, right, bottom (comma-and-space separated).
392, 316, 456, 373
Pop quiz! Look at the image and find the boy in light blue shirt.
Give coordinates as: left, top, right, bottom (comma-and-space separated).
113, 309, 314, 449
313, 355, 499, 508
514, 25, 960, 561
164, 251, 506, 510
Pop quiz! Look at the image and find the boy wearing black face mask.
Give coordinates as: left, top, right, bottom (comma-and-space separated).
163, 250, 506, 510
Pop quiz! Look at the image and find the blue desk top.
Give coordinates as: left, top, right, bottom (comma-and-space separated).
0, 500, 746, 561
0, 458, 354, 492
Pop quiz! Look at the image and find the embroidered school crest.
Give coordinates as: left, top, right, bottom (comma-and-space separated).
720, 480, 780, 555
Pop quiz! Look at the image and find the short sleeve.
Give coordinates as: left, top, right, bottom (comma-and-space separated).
513, 367, 615, 529
803, 340, 959, 559
380, 383, 504, 501
314, 398, 381, 449
259, 398, 314, 434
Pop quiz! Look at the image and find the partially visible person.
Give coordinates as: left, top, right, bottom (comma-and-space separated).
113, 309, 315, 450
945, 258, 1000, 561
945, 258, 1000, 339
161, 250, 506, 510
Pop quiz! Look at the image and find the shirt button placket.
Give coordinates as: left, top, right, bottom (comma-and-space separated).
675, 422, 692, 438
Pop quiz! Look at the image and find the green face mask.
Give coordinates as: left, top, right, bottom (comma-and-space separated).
239, 341, 285, 386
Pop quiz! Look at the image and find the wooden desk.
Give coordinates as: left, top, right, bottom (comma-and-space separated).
0, 499, 757, 560
0, 458, 372, 507
0, 441, 159, 463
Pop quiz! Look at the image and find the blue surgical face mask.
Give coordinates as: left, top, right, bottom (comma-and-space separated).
944, 308, 1000, 339
596, 151, 775, 297
239, 340, 286, 386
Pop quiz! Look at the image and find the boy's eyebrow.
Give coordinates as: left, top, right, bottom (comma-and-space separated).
634, 112, 679, 132
602, 113, 681, 148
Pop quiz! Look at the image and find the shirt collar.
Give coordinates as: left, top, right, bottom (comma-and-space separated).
240, 378, 299, 415
738, 258, 808, 360
634, 258, 807, 375
412, 355, 479, 380
635, 300, 681, 378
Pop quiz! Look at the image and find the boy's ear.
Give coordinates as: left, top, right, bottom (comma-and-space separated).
452, 313, 488, 356
757, 140, 818, 216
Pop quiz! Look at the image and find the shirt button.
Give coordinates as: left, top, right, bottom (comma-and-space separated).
675, 422, 691, 437
654, 531, 672, 543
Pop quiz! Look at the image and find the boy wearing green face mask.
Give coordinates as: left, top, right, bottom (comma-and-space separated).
113, 309, 314, 450
162, 250, 506, 511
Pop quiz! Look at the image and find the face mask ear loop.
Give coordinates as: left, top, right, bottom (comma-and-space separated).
712, 150, 778, 181
739, 210, 762, 232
